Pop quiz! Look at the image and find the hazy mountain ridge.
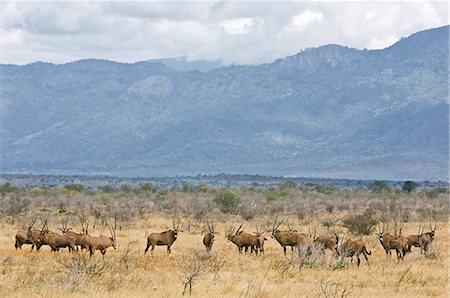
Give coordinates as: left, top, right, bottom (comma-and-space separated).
0, 26, 448, 180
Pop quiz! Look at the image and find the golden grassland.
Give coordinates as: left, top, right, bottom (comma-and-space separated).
0, 215, 448, 298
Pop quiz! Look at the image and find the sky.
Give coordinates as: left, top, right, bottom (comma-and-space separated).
1, 0, 448, 65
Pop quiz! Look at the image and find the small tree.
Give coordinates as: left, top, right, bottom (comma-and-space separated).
213, 189, 240, 214
368, 180, 390, 193
402, 181, 418, 192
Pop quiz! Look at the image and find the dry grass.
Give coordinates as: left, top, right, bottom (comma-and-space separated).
0, 215, 448, 298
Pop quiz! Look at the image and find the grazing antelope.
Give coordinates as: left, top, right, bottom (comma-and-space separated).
87, 225, 117, 257
419, 223, 436, 254
226, 224, 259, 255
145, 221, 182, 255
313, 232, 339, 258
338, 239, 371, 267
202, 221, 215, 252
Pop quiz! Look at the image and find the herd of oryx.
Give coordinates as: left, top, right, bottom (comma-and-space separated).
15, 217, 437, 267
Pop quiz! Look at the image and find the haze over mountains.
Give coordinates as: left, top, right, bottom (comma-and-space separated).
0, 26, 448, 180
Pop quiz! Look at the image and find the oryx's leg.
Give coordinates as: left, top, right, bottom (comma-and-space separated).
144, 240, 151, 254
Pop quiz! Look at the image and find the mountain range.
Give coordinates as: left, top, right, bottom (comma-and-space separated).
0, 26, 448, 180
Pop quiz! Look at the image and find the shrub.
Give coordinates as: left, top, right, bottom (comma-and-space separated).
342, 209, 378, 235
155, 189, 169, 202
3, 196, 30, 216
266, 190, 282, 202
330, 260, 349, 270
198, 184, 209, 193
368, 180, 390, 193
424, 251, 438, 260
140, 182, 155, 193
0, 182, 17, 194
100, 185, 115, 193
182, 184, 195, 193
213, 189, 240, 214
64, 184, 86, 192
119, 184, 133, 193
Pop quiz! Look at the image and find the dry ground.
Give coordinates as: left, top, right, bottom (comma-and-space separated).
0, 216, 448, 298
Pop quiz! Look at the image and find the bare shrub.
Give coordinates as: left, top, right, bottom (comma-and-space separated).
315, 281, 353, 298
119, 240, 138, 271
297, 245, 325, 269
57, 254, 110, 292
177, 249, 224, 295
239, 198, 259, 220
272, 245, 325, 276
2, 195, 30, 216
0, 257, 12, 275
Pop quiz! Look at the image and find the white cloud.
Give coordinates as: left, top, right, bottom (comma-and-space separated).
0, 1, 448, 65
220, 17, 263, 35
282, 10, 324, 34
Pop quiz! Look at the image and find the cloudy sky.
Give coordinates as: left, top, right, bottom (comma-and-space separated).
1, 1, 448, 65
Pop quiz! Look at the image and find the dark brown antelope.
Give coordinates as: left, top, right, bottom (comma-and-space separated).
145, 221, 182, 255
202, 221, 215, 252
419, 223, 436, 254
87, 225, 117, 257
226, 224, 259, 255
338, 238, 371, 267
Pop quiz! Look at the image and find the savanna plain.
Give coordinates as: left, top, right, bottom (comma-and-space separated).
0, 183, 448, 297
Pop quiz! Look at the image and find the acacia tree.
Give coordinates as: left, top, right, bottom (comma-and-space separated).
402, 181, 418, 192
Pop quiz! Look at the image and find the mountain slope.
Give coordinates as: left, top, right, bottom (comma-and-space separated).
0, 26, 448, 180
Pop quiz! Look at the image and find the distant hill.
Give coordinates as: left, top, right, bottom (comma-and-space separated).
151, 56, 222, 72
0, 26, 448, 180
